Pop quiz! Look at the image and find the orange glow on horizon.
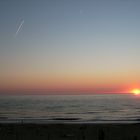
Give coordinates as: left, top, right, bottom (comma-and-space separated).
0, 75, 130, 94
131, 88, 140, 95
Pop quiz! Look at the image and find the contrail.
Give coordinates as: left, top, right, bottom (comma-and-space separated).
15, 20, 24, 37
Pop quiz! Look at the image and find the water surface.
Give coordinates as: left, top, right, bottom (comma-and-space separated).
0, 94, 140, 123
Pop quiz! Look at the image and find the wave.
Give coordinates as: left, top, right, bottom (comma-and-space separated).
51, 118, 80, 121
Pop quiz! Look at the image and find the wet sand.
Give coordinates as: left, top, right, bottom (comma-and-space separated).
0, 122, 140, 140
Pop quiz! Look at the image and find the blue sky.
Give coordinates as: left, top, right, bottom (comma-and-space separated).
1, 0, 140, 93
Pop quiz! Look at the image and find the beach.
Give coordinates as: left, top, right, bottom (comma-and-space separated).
0, 122, 140, 140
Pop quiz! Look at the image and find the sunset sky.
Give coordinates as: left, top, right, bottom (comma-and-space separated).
1, 0, 140, 94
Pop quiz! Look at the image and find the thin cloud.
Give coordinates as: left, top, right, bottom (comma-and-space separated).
15, 20, 24, 37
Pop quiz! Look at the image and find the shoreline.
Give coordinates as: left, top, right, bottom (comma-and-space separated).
0, 118, 140, 124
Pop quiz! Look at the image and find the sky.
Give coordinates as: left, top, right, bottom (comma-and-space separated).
1, 0, 140, 94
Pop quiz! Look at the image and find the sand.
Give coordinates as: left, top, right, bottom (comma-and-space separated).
0, 122, 140, 140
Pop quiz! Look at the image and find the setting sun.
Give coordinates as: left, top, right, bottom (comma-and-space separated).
131, 89, 140, 95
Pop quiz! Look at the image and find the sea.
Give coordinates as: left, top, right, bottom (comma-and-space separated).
0, 94, 140, 123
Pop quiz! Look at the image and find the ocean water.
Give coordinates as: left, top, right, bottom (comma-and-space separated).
0, 94, 140, 123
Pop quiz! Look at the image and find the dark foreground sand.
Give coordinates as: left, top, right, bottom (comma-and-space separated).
0, 122, 140, 140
